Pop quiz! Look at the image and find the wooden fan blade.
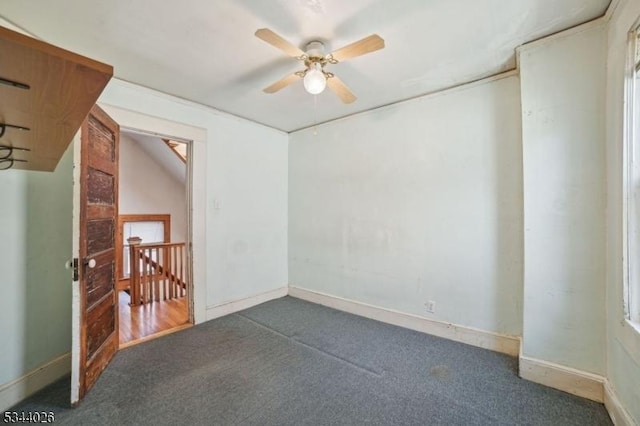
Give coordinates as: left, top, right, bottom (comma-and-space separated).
255, 28, 304, 58
326, 76, 356, 104
328, 34, 384, 63
263, 73, 301, 93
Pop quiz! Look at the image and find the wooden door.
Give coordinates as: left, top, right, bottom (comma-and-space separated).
71, 105, 119, 404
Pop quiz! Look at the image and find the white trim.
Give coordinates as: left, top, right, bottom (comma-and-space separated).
205, 287, 289, 321
110, 78, 287, 134
623, 22, 638, 327
516, 18, 605, 53
621, 17, 640, 364
290, 70, 519, 134
70, 132, 81, 404
604, 0, 622, 22
518, 355, 605, 402
619, 319, 640, 366
97, 103, 208, 325
604, 380, 637, 426
0, 353, 71, 412
288, 286, 520, 356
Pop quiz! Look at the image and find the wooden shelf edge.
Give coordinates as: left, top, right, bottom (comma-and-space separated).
0, 25, 113, 76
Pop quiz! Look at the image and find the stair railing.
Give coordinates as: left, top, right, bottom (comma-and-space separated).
129, 241, 187, 306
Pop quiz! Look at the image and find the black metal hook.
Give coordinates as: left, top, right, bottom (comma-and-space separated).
0, 123, 31, 138
0, 158, 27, 171
0, 145, 30, 160
0, 147, 10, 160
0, 76, 30, 90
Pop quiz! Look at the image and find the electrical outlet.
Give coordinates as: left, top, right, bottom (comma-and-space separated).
426, 300, 436, 313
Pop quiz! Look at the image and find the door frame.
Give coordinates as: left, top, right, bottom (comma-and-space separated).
71, 104, 207, 401
99, 103, 208, 325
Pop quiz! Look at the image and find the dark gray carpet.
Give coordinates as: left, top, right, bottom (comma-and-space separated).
6, 296, 612, 425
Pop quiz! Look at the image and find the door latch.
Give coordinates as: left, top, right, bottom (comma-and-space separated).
66, 258, 79, 281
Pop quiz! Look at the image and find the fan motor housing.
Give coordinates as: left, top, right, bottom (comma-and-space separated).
304, 41, 325, 60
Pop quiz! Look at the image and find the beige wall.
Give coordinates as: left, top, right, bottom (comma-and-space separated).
519, 22, 607, 374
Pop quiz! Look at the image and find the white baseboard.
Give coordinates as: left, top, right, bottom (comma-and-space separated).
518, 355, 604, 402
288, 286, 520, 356
205, 286, 288, 321
604, 380, 636, 426
0, 352, 71, 412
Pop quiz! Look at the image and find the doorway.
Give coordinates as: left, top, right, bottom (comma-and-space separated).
71, 103, 207, 404
116, 131, 191, 347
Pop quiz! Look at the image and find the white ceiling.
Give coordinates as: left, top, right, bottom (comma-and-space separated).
1, 0, 610, 132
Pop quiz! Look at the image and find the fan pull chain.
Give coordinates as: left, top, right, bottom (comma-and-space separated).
313, 94, 318, 136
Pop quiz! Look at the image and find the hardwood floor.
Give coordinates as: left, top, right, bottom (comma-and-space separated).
118, 290, 190, 347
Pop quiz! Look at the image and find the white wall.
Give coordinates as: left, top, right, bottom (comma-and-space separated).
606, 0, 640, 422
519, 23, 607, 375
0, 146, 73, 386
0, 77, 288, 401
99, 80, 289, 311
289, 75, 523, 336
6, 7, 640, 419
119, 133, 187, 243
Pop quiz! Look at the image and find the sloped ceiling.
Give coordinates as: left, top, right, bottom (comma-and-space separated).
0, 0, 610, 132
125, 132, 186, 185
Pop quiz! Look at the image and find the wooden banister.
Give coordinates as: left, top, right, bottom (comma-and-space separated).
129, 242, 187, 306
138, 250, 186, 289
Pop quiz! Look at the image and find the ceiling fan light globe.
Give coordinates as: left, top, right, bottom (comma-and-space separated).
303, 68, 326, 94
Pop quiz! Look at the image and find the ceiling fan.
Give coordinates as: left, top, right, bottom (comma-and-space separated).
255, 28, 385, 104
